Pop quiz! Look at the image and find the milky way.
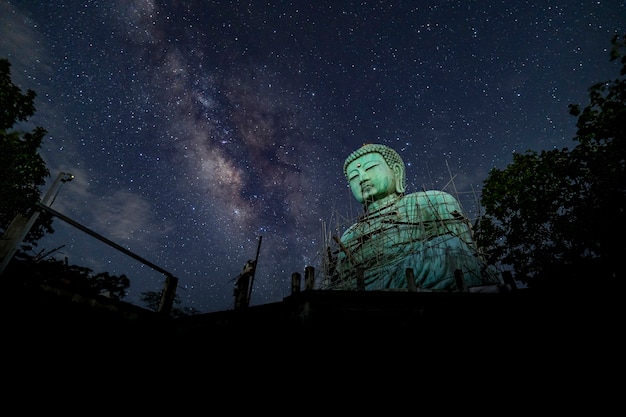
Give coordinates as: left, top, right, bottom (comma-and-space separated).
1, 1, 623, 312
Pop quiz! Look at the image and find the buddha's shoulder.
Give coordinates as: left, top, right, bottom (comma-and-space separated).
404, 190, 456, 204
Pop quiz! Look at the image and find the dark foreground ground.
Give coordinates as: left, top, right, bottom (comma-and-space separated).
2, 278, 622, 411
3, 280, 621, 350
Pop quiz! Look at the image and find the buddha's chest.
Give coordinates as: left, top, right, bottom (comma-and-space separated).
341, 206, 441, 256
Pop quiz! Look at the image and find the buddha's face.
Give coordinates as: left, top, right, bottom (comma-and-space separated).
346, 152, 397, 206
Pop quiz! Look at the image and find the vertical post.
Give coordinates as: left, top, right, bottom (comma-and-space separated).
246, 235, 263, 304
454, 269, 467, 292
234, 274, 251, 310
0, 172, 73, 276
406, 268, 417, 292
291, 272, 301, 294
502, 270, 517, 291
158, 275, 178, 315
356, 268, 365, 291
304, 266, 315, 290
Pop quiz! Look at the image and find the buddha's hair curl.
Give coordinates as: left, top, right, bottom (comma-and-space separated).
343, 143, 406, 190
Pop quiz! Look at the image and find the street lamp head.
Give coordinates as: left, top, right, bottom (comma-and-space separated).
61, 173, 74, 183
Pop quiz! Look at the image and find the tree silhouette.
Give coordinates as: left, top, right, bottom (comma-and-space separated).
6, 252, 131, 300
475, 34, 626, 291
139, 290, 201, 317
1, 58, 133, 303
0, 57, 53, 248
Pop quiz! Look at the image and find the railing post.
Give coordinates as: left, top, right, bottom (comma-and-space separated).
356, 268, 365, 290
406, 268, 417, 292
291, 272, 301, 294
158, 275, 179, 315
502, 270, 517, 290
454, 269, 467, 292
304, 266, 315, 290
0, 172, 73, 276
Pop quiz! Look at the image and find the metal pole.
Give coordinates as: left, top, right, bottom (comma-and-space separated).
0, 172, 73, 276
35, 202, 173, 278
36, 200, 179, 314
246, 235, 262, 304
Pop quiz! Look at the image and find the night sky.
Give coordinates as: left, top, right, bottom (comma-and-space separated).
1, 1, 623, 313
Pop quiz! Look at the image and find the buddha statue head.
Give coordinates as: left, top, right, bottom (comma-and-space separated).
343, 144, 407, 210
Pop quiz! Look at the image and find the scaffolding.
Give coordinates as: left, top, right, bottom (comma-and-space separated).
317, 169, 502, 292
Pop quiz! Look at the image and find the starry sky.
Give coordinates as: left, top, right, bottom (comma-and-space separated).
1, 0, 623, 313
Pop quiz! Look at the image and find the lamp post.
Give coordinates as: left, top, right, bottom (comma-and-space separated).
0, 172, 74, 275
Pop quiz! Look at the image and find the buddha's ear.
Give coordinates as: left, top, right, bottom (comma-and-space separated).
393, 163, 405, 194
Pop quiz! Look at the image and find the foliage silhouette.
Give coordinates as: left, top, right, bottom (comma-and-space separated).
140, 290, 201, 317
1, 57, 158, 309
0, 57, 53, 247
475, 34, 626, 291
6, 251, 130, 300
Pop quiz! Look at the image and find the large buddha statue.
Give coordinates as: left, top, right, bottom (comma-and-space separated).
328, 143, 503, 291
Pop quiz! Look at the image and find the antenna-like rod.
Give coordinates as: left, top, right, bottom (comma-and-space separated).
247, 235, 263, 304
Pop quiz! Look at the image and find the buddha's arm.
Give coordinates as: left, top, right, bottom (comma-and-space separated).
420, 191, 475, 243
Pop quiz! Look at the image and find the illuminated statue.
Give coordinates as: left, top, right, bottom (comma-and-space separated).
329, 143, 503, 291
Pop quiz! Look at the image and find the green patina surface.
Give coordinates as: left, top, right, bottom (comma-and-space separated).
327, 144, 502, 291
